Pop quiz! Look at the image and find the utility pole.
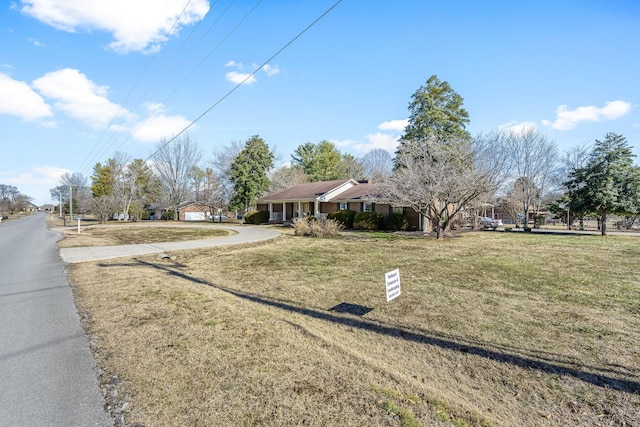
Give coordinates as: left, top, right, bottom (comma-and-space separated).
69, 185, 73, 221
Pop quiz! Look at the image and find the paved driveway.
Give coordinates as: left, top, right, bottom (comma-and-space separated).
59, 225, 281, 263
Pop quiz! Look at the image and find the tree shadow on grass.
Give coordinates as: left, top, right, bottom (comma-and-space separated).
98, 259, 640, 394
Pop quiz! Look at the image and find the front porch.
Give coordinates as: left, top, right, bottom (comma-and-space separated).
259, 201, 335, 224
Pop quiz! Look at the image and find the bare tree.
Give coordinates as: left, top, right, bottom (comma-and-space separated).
59, 172, 92, 214
362, 148, 393, 182
507, 127, 559, 228
0, 184, 20, 212
151, 135, 203, 220
210, 140, 244, 213
12, 193, 34, 211
268, 165, 308, 192
465, 131, 512, 227
92, 195, 116, 223
385, 139, 496, 239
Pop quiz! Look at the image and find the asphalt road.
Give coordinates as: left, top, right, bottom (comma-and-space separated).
0, 213, 111, 426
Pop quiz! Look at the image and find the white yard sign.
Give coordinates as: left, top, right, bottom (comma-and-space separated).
385, 269, 401, 302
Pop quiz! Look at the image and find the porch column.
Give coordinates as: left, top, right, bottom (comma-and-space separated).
314, 201, 320, 218
268, 202, 273, 221
297, 201, 302, 218
282, 202, 287, 221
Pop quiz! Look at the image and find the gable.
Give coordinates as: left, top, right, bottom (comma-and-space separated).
258, 179, 357, 203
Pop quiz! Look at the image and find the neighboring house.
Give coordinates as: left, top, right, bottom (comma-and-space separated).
256, 179, 422, 230
23, 201, 39, 212
40, 204, 56, 213
147, 203, 170, 220
178, 201, 214, 221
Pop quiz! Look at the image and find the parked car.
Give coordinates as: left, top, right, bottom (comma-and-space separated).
478, 216, 503, 230
212, 214, 227, 221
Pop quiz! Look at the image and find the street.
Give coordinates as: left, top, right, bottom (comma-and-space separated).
0, 213, 111, 426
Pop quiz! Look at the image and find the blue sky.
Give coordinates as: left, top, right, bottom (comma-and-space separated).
1, 0, 639, 205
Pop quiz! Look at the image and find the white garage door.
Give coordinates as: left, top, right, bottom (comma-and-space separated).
185, 211, 206, 221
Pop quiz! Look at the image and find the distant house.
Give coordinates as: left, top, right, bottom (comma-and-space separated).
256, 179, 422, 230
23, 201, 39, 212
147, 203, 170, 220
40, 204, 56, 213
178, 201, 214, 222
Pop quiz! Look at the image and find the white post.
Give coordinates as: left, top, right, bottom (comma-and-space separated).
69, 185, 73, 221
77, 218, 81, 234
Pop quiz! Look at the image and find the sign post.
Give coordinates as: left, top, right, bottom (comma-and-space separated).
385, 269, 401, 302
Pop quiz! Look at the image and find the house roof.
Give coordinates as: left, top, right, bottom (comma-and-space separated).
330, 182, 384, 202
258, 179, 355, 203
178, 201, 213, 209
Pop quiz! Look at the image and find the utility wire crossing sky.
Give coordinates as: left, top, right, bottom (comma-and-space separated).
1, 1, 638, 204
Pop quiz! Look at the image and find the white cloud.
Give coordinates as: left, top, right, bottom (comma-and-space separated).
262, 64, 280, 76
224, 60, 280, 84
20, 0, 210, 53
378, 119, 408, 132
225, 71, 257, 85
336, 119, 407, 154
32, 68, 135, 128
0, 165, 70, 204
358, 132, 401, 153
542, 100, 632, 130
0, 73, 53, 121
131, 103, 192, 142
28, 37, 45, 47
498, 120, 537, 135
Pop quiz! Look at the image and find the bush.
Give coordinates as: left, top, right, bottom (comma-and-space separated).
353, 211, 383, 230
161, 210, 175, 221
244, 210, 270, 224
327, 210, 356, 228
383, 212, 409, 231
293, 217, 343, 237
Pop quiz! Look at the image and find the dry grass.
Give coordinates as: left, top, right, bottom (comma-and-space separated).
54, 222, 234, 248
67, 228, 640, 427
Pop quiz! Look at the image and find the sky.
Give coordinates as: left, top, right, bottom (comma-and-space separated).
1, 0, 639, 205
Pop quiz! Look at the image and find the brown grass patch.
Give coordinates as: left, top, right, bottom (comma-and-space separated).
68, 231, 640, 426
55, 223, 234, 248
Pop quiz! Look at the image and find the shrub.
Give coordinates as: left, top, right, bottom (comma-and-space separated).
244, 210, 269, 224
243, 211, 255, 224
353, 211, 383, 230
383, 212, 409, 231
293, 217, 343, 237
327, 210, 356, 229
161, 210, 174, 221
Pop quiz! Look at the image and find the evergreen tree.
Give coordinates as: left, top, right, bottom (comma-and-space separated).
291, 140, 342, 181
399, 74, 470, 149
565, 133, 640, 235
230, 135, 274, 212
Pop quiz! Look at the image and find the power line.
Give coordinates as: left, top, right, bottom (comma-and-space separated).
76, 0, 199, 175
146, 0, 343, 163
77, 0, 258, 176
93, 0, 259, 168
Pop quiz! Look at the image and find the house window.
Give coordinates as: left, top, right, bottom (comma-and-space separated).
339, 202, 348, 211
391, 206, 403, 215
362, 202, 374, 212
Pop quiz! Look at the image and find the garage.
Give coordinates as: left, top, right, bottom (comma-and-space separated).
184, 211, 206, 221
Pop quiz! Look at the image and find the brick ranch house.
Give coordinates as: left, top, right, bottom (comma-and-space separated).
256, 179, 423, 230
